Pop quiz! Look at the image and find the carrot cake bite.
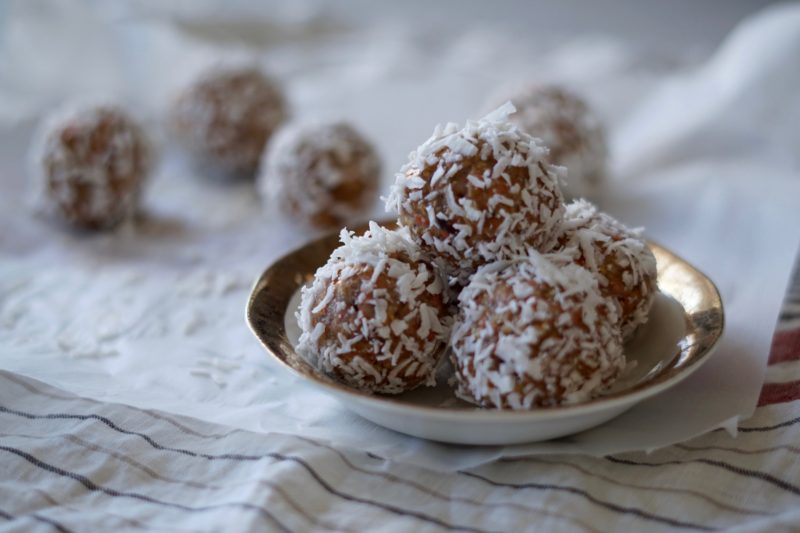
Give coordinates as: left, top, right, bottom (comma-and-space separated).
30, 104, 151, 230
259, 120, 380, 228
450, 250, 625, 409
487, 84, 607, 199
551, 199, 658, 339
385, 103, 565, 286
297, 222, 452, 394
171, 66, 287, 178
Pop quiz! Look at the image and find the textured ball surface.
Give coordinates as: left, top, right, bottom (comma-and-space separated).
259, 121, 380, 228
296, 222, 452, 394
489, 84, 607, 199
553, 199, 658, 339
385, 103, 565, 285
30, 105, 150, 230
171, 66, 287, 177
450, 251, 625, 409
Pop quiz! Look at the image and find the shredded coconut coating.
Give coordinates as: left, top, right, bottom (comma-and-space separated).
450, 250, 625, 409
171, 66, 287, 178
296, 222, 453, 394
487, 84, 607, 200
551, 199, 658, 339
28, 104, 151, 230
385, 103, 565, 286
259, 121, 380, 228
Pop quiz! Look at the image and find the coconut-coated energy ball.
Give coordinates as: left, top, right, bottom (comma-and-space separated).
171, 66, 287, 178
488, 84, 607, 199
450, 251, 625, 409
296, 222, 453, 394
259, 121, 380, 228
552, 199, 658, 339
29, 105, 151, 230
385, 103, 565, 285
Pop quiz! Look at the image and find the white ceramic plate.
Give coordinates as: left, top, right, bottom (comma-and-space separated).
247, 225, 724, 445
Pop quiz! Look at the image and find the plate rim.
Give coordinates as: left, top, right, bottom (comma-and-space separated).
246, 222, 725, 423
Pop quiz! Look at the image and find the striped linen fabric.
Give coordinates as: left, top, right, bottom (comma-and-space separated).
2, 273, 800, 532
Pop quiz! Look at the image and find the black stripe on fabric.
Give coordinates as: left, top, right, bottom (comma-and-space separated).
139, 409, 240, 440
0, 372, 237, 441
738, 416, 800, 433
27, 514, 74, 533
0, 446, 290, 533
676, 443, 800, 456
5, 431, 356, 533
0, 508, 74, 533
496, 456, 767, 517
605, 456, 800, 497
267, 452, 499, 533
5, 369, 800, 444
28, 487, 150, 531
294, 436, 603, 533
9, 430, 569, 533
358, 448, 721, 530
458, 471, 714, 531
62, 434, 210, 490
0, 407, 493, 533
779, 311, 800, 322
0, 405, 261, 461
0, 372, 75, 401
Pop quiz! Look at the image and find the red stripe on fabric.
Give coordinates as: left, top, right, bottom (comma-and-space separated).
758, 380, 800, 407
768, 327, 800, 365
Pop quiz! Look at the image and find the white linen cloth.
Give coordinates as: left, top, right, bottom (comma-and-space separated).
1, 2, 800, 472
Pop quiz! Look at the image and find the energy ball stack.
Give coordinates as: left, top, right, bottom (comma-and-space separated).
450, 252, 625, 409
488, 84, 607, 200
259, 121, 380, 228
171, 66, 287, 178
385, 102, 565, 285
298, 104, 658, 406
296, 222, 452, 394
550, 199, 658, 340
29, 105, 151, 230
